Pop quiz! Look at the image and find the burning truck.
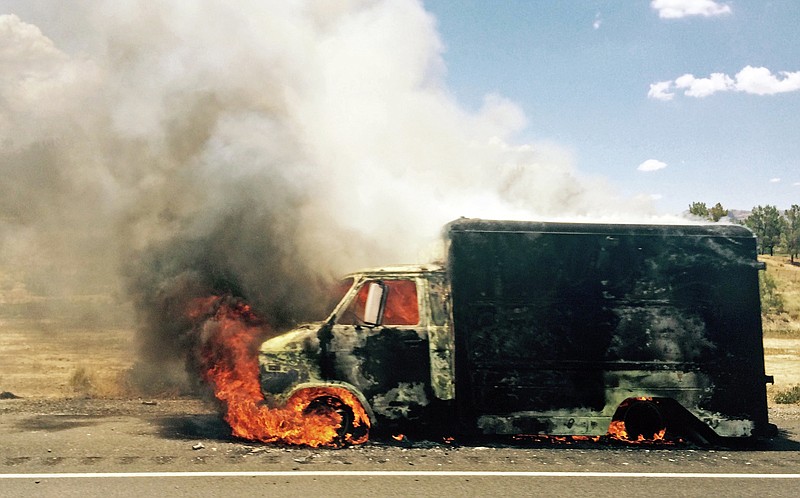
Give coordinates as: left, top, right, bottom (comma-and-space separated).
256, 218, 775, 445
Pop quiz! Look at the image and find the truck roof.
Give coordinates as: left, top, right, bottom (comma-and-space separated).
446, 218, 755, 239
344, 264, 444, 279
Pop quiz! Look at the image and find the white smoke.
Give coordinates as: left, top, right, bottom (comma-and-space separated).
1, 0, 659, 336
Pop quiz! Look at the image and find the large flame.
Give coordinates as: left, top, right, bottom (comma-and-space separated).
189, 296, 370, 448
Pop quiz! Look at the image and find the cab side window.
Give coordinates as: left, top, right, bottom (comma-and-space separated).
382, 279, 419, 325
338, 279, 419, 326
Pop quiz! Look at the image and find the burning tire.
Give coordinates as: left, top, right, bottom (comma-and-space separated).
303, 396, 355, 444
293, 388, 371, 447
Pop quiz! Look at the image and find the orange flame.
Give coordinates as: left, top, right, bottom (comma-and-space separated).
191, 296, 370, 447
606, 419, 630, 440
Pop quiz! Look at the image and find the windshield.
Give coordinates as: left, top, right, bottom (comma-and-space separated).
324, 277, 355, 318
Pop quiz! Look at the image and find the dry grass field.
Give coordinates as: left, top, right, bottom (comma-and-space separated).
760, 255, 800, 403
0, 321, 135, 398
760, 255, 800, 337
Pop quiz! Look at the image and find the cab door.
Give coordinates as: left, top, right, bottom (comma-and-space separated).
329, 278, 431, 419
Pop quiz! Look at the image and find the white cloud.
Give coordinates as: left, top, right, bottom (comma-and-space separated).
794, 182, 800, 187
649, 66, 800, 99
770, 178, 782, 183
651, 0, 731, 19
593, 13, 602, 30
638, 159, 667, 172
674, 72, 734, 97
648, 81, 674, 101
735, 66, 800, 95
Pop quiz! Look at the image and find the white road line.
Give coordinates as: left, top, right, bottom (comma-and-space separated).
1, 471, 799, 479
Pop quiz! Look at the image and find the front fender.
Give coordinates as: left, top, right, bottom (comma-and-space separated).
259, 326, 323, 397
284, 381, 377, 427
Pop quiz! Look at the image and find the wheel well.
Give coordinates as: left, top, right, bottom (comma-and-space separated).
287, 381, 376, 425
610, 397, 719, 444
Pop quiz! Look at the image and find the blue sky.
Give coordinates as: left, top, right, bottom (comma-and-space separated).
423, 0, 800, 214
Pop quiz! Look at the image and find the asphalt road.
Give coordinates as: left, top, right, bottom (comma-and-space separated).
2, 398, 800, 497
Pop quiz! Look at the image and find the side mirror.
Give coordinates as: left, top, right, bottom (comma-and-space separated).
363, 281, 387, 326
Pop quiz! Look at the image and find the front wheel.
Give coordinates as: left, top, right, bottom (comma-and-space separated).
299, 392, 370, 447
303, 396, 353, 443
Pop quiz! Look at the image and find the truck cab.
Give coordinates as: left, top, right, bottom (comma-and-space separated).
259, 265, 454, 432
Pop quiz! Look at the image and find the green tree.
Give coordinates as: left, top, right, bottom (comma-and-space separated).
744, 205, 785, 255
784, 204, 800, 263
688, 202, 709, 219
708, 202, 729, 222
759, 271, 784, 314
689, 201, 728, 222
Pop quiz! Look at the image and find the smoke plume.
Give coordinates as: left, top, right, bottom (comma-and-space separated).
0, 1, 657, 391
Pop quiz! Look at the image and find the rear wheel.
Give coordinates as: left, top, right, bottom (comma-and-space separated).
609, 398, 668, 442
622, 400, 666, 440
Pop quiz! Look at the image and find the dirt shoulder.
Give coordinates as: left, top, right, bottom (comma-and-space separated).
1, 396, 799, 478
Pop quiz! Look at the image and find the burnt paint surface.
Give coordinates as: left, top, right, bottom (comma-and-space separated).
447, 219, 769, 436
319, 323, 431, 400
259, 326, 325, 402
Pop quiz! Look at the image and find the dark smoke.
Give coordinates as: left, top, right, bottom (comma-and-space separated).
122, 201, 347, 393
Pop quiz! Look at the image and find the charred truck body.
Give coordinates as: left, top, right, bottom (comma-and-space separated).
259, 219, 774, 442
